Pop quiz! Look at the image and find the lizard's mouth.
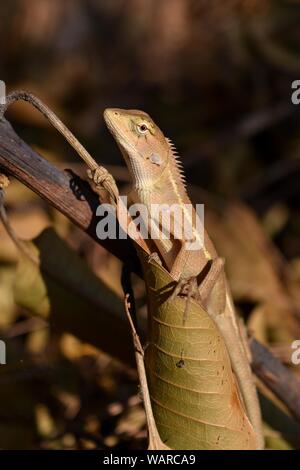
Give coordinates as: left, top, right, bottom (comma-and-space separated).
104, 109, 143, 161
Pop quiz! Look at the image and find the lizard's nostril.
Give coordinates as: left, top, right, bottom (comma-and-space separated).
114, 111, 119, 116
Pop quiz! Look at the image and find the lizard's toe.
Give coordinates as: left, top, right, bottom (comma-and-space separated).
170, 277, 189, 301
170, 276, 201, 303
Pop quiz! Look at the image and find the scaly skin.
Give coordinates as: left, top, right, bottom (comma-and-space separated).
103, 108, 264, 449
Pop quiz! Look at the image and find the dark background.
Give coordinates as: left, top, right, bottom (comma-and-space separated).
1, 0, 300, 450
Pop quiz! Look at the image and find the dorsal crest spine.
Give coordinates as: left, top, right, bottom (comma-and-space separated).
166, 137, 186, 189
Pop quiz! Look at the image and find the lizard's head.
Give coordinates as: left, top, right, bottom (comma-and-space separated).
104, 108, 169, 187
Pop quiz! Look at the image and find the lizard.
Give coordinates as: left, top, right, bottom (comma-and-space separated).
89, 107, 264, 449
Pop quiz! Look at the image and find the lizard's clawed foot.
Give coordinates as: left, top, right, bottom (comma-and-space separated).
169, 257, 225, 323
170, 276, 202, 324
87, 167, 119, 204
170, 276, 200, 301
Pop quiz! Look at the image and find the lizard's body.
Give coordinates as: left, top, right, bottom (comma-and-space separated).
101, 108, 263, 449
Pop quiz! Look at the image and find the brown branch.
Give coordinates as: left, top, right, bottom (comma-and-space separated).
0, 116, 140, 275
250, 338, 300, 423
1, 90, 119, 203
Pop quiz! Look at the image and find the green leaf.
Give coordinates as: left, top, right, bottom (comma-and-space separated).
138, 248, 257, 450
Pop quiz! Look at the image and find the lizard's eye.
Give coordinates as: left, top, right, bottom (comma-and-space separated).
137, 123, 149, 134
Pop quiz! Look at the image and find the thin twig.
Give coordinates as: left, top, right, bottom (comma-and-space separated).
124, 294, 169, 450
1, 90, 119, 203
0, 183, 39, 263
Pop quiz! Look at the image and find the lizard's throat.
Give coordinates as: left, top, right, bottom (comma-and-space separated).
131, 160, 169, 192
117, 142, 168, 191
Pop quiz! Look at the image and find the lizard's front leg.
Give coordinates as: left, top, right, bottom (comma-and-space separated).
170, 256, 225, 324
198, 257, 225, 308
170, 254, 224, 304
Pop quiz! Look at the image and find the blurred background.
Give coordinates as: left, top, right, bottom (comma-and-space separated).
1, 0, 300, 450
